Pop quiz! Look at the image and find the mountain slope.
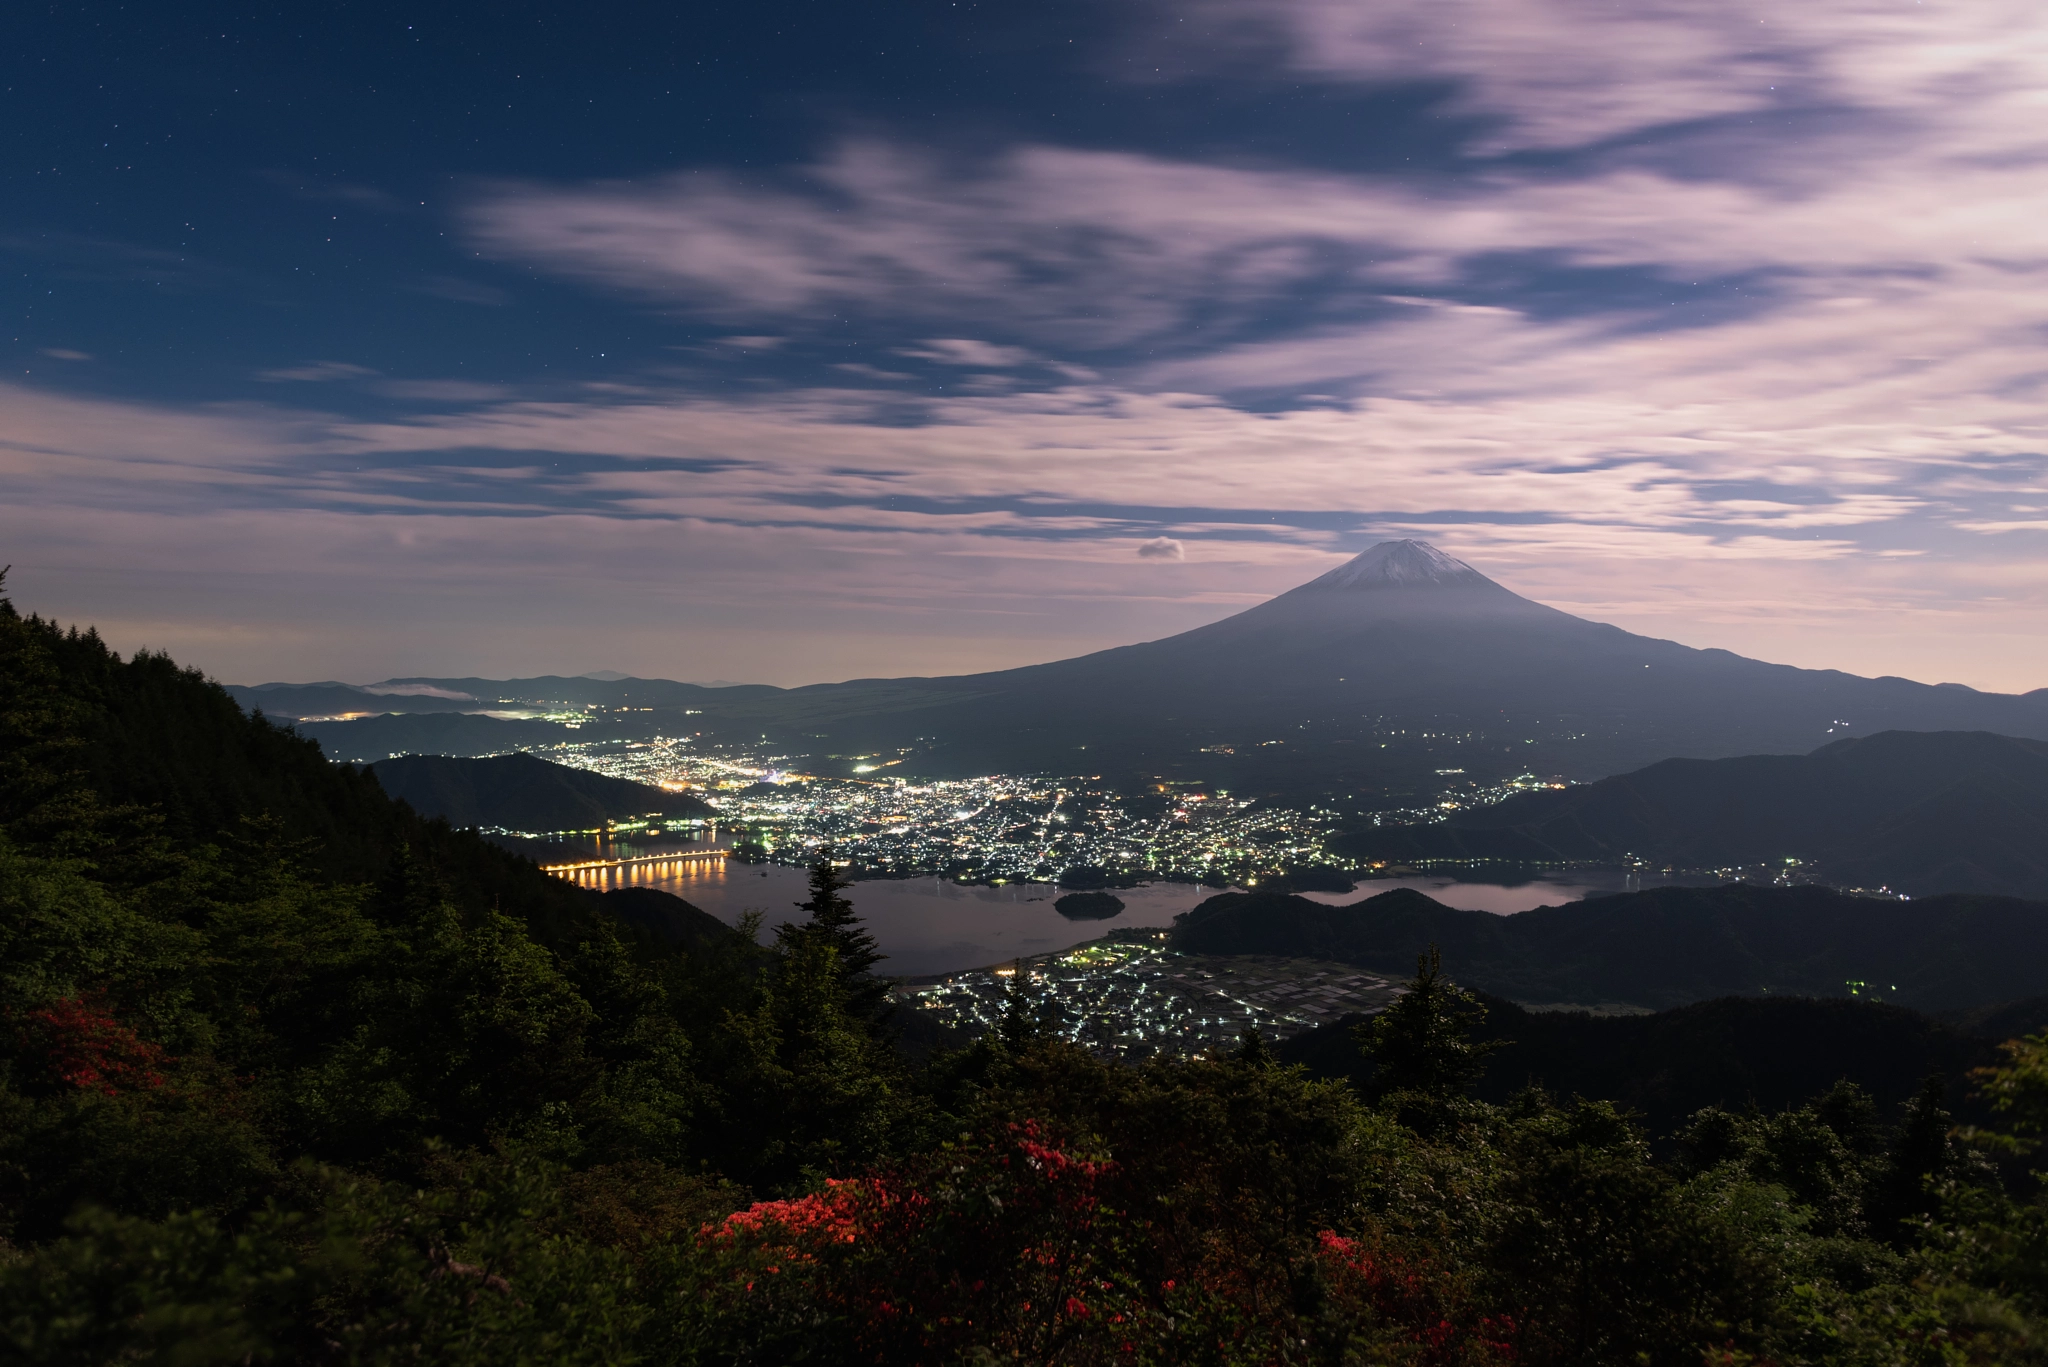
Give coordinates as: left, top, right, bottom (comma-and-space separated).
0, 601, 629, 948
240, 541, 2048, 795
600, 886, 733, 948
1348, 730, 2048, 897
369, 752, 715, 833
1170, 882, 2048, 1011
718, 540, 2048, 789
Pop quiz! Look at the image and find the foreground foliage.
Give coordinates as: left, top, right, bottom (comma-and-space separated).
5, 582, 2048, 1363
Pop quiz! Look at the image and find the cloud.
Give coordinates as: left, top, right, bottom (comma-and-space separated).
258, 361, 379, 383
900, 339, 1039, 367
263, 172, 408, 212
8, 369, 2048, 688
373, 379, 516, 402
427, 0, 2048, 621
1156, 0, 2045, 151
461, 106, 2048, 377
7, 365, 2019, 560
465, 141, 1492, 345
833, 362, 916, 382
0, 232, 228, 292
15, 0, 2048, 689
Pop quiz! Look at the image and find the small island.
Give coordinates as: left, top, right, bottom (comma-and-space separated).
1055, 890, 1126, 920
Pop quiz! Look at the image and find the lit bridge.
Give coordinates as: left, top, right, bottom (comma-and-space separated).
542, 849, 727, 886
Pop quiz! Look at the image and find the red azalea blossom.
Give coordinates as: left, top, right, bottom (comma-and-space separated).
1317, 1230, 1517, 1364
20, 995, 167, 1095
707, 1135, 1512, 1364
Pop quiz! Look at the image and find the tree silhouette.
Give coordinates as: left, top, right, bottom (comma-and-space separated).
778, 855, 890, 1026
1355, 945, 1503, 1102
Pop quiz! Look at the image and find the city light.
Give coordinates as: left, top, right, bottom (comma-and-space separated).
902, 942, 1402, 1060
519, 735, 1576, 886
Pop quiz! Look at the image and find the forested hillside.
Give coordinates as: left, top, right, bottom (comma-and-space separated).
7, 582, 2048, 1363
368, 752, 715, 833
1345, 730, 2048, 899
1173, 883, 2048, 1011
1278, 993, 2030, 1136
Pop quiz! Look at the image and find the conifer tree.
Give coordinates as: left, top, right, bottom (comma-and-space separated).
371, 840, 453, 926
1354, 945, 1502, 1101
995, 967, 1057, 1051
1870, 1074, 1956, 1241
780, 855, 890, 1026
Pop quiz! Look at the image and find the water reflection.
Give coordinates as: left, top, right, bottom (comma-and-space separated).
598, 860, 1624, 977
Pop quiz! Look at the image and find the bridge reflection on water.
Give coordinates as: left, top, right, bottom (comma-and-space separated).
542, 849, 726, 888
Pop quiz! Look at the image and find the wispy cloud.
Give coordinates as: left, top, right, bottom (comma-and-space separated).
262, 172, 410, 213
1158, 0, 2045, 152
258, 361, 379, 383
1, 231, 228, 292
372, 379, 516, 402
433, 0, 2048, 601
11, 0, 2048, 688
900, 339, 1040, 368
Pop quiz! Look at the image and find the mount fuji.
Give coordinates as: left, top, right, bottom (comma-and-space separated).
697, 540, 2048, 793
261, 541, 2048, 796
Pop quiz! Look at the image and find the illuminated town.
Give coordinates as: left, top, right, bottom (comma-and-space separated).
514, 732, 1574, 886
900, 937, 1405, 1060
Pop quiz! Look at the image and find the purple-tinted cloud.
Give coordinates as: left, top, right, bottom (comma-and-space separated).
8, 0, 2048, 689
1159, 0, 2041, 152
258, 361, 379, 383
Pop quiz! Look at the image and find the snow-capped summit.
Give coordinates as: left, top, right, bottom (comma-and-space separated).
1303, 539, 1489, 590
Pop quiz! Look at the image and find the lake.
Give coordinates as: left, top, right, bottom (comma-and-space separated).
578, 855, 1629, 976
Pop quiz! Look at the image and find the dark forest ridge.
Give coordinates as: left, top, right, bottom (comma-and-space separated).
1278, 992, 2034, 1139
1353, 728, 2048, 899
1170, 881, 2048, 1013
367, 752, 715, 835
239, 541, 2048, 795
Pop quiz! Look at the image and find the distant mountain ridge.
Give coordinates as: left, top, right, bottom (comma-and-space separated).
304, 713, 581, 763
239, 541, 2048, 795
228, 674, 766, 722
1348, 729, 2048, 899
1170, 882, 2048, 1012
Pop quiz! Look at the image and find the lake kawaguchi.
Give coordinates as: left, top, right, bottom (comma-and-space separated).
565, 844, 1632, 976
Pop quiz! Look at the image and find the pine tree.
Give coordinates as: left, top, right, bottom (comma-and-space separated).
780, 855, 890, 1026
371, 840, 453, 926
1870, 1074, 1955, 1242
1354, 945, 1502, 1102
995, 967, 1057, 1052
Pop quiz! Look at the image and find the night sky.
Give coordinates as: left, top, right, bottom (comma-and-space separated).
7, 0, 2045, 689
